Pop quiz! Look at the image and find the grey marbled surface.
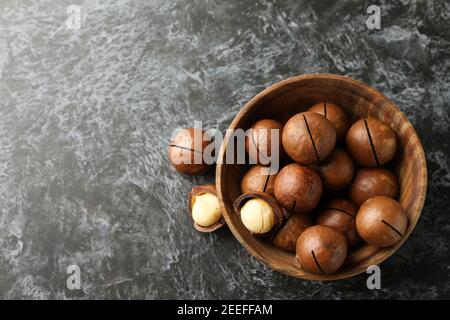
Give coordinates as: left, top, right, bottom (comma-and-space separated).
0, 0, 449, 299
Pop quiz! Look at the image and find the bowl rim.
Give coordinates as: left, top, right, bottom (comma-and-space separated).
216, 73, 428, 280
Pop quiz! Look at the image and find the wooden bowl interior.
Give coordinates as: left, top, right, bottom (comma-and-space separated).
217, 75, 427, 280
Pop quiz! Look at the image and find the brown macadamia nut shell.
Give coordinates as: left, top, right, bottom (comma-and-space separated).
314, 148, 354, 191
168, 128, 211, 175
296, 225, 347, 275
282, 112, 336, 165
245, 119, 284, 165
316, 199, 360, 247
356, 196, 407, 247
273, 214, 312, 252
188, 184, 225, 233
350, 168, 398, 206
274, 163, 323, 214
308, 102, 350, 141
346, 118, 397, 167
241, 165, 277, 196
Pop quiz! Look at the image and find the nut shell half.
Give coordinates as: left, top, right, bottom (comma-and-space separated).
188, 184, 225, 233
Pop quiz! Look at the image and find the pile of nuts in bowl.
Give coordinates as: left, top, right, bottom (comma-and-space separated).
168, 102, 406, 276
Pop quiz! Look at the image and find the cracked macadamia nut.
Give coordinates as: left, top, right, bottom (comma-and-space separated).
314, 148, 354, 191
308, 102, 350, 142
188, 185, 224, 232
273, 214, 312, 252
240, 198, 276, 234
241, 165, 277, 196
168, 128, 212, 175
234, 193, 286, 237
316, 199, 360, 247
192, 193, 222, 227
346, 118, 397, 167
282, 112, 336, 165
356, 196, 407, 247
350, 168, 398, 206
274, 163, 322, 214
245, 119, 284, 165
296, 225, 347, 275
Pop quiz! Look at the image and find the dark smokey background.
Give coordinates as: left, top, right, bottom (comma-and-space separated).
0, 0, 449, 299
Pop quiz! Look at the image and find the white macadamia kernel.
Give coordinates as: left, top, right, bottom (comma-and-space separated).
192, 193, 222, 227
240, 198, 275, 234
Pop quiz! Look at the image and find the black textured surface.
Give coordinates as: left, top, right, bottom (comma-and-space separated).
0, 0, 449, 299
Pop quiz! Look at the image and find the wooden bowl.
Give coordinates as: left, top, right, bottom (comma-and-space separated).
216, 74, 427, 280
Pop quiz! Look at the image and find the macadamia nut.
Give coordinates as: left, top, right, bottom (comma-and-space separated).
168, 128, 212, 175
346, 118, 397, 167
296, 225, 347, 275
316, 199, 360, 247
282, 112, 336, 165
273, 214, 312, 252
192, 193, 222, 227
314, 148, 354, 191
356, 196, 407, 247
350, 168, 398, 206
274, 163, 322, 214
241, 165, 277, 196
245, 119, 284, 165
308, 102, 350, 142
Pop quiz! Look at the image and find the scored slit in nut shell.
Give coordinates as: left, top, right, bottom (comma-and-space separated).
188, 184, 225, 233
302, 114, 321, 163
381, 219, 403, 237
366, 118, 398, 166
364, 119, 380, 167
233, 192, 287, 237
311, 250, 325, 274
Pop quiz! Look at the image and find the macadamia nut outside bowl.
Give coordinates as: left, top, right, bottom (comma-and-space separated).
216, 74, 427, 281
